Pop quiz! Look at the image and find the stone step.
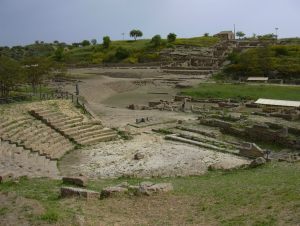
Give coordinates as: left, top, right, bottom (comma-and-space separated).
1, 121, 34, 138
14, 126, 48, 145
72, 128, 114, 140
59, 121, 87, 130
79, 134, 117, 145
68, 125, 104, 136
63, 123, 102, 134
51, 117, 84, 128
10, 123, 44, 140
0, 117, 30, 129
0, 118, 32, 135
165, 135, 238, 154
50, 145, 74, 160
21, 128, 56, 146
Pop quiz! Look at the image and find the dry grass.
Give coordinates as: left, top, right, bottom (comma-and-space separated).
0, 162, 299, 225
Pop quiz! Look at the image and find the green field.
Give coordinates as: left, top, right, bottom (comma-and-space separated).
174, 36, 219, 47
0, 162, 299, 225
182, 83, 300, 101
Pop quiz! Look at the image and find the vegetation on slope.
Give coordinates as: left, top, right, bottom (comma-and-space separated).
0, 36, 219, 66
0, 162, 299, 225
182, 83, 300, 101
223, 45, 300, 80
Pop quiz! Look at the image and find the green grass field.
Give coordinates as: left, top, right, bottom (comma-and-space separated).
0, 162, 299, 225
182, 83, 300, 101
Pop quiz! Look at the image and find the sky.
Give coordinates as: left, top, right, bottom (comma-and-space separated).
0, 0, 299, 46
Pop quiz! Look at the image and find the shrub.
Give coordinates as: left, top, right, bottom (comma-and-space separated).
103, 36, 111, 49
115, 47, 130, 60
151, 35, 162, 47
167, 33, 177, 42
81, 40, 90, 47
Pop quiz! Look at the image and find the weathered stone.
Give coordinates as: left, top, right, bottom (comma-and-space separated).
140, 181, 155, 188
139, 183, 173, 196
249, 157, 266, 168
116, 182, 129, 188
134, 152, 145, 160
149, 101, 161, 108
0, 173, 14, 183
60, 187, 99, 199
100, 186, 128, 199
62, 176, 88, 187
239, 143, 265, 158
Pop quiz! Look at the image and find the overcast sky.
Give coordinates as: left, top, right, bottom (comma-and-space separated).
0, 0, 299, 46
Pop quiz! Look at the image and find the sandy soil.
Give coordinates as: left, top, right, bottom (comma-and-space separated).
59, 68, 250, 178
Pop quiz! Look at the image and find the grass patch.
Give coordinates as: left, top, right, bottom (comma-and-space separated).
0, 162, 299, 225
182, 83, 300, 101
174, 36, 219, 47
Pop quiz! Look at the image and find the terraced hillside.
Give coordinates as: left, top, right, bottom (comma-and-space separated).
0, 116, 74, 160
0, 100, 118, 179
30, 108, 118, 145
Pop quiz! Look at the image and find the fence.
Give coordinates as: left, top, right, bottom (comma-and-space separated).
0, 95, 33, 104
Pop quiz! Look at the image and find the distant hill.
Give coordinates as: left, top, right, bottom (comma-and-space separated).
0, 36, 220, 66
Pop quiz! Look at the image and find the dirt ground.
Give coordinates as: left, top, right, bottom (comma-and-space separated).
0, 192, 45, 226
60, 68, 249, 178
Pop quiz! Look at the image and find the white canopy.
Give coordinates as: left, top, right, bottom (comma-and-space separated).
255, 98, 300, 108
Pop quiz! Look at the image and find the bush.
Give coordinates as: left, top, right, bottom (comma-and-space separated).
81, 40, 90, 47
103, 36, 111, 49
167, 33, 177, 42
115, 47, 130, 60
151, 35, 162, 47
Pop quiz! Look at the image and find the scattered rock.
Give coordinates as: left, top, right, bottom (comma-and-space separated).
0, 173, 14, 183
239, 143, 265, 158
100, 186, 128, 199
60, 187, 99, 199
249, 157, 266, 168
134, 152, 145, 160
140, 181, 155, 187
62, 176, 88, 187
139, 183, 173, 196
116, 182, 129, 188
100, 182, 174, 198
208, 162, 228, 171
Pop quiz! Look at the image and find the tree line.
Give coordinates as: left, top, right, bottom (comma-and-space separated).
0, 55, 65, 98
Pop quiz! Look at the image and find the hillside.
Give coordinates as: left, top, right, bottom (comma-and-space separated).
223, 44, 300, 80
0, 36, 220, 66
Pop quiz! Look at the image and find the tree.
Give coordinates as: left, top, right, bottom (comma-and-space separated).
22, 57, 52, 94
103, 36, 111, 49
257, 34, 277, 40
0, 56, 23, 97
81, 40, 91, 47
204, 33, 209, 37
236, 31, 246, 39
151, 35, 162, 47
91, 39, 97, 45
167, 33, 177, 42
130, 29, 143, 41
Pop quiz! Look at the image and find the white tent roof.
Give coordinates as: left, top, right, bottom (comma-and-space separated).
247, 77, 269, 81
255, 98, 300, 107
